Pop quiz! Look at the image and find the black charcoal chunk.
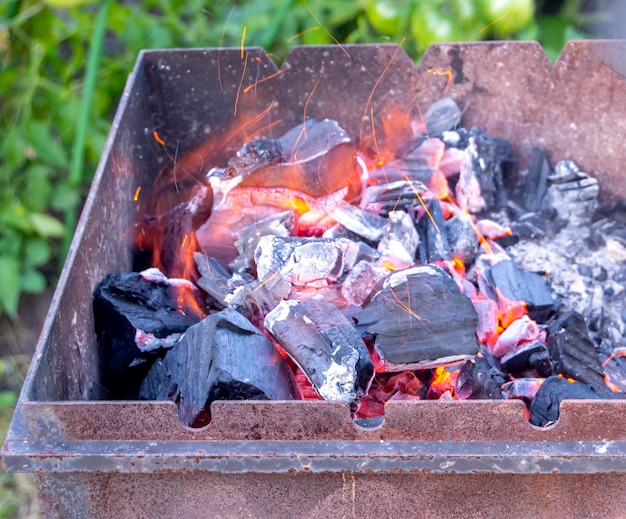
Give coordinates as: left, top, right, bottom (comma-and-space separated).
230, 210, 293, 272
360, 180, 428, 213
93, 269, 203, 397
237, 119, 361, 200
529, 376, 618, 427
486, 260, 557, 323
254, 235, 371, 287
500, 340, 553, 377
521, 147, 550, 212
547, 311, 607, 390
445, 215, 478, 264
140, 309, 295, 427
194, 254, 232, 307
265, 298, 374, 403
355, 265, 479, 370
378, 210, 419, 269
456, 127, 504, 214
416, 199, 451, 263
456, 357, 504, 399
330, 204, 387, 242
547, 161, 599, 226
424, 97, 462, 136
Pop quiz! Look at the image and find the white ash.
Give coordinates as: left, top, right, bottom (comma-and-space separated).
507, 207, 626, 357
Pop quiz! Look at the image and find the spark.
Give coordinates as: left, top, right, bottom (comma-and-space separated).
133, 186, 141, 202
360, 39, 405, 143
302, 0, 350, 58
404, 175, 441, 234
480, 10, 510, 33
234, 52, 249, 118
370, 106, 389, 184
243, 68, 285, 93
240, 25, 247, 59
152, 130, 165, 146
287, 27, 320, 42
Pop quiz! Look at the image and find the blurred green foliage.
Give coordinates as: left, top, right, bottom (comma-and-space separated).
0, 0, 600, 316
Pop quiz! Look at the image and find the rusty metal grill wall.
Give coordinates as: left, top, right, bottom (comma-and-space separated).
3, 41, 626, 517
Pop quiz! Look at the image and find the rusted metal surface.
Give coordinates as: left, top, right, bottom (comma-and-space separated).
3, 41, 626, 516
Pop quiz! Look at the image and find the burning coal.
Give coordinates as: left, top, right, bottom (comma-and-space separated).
93, 97, 626, 428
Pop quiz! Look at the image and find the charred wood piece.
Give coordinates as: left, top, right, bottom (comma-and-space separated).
486, 259, 557, 323
456, 357, 505, 400
416, 199, 451, 263
210, 118, 361, 201
254, 235, 377, 287
455, 127, 505, 214
377, 210, 419, 270
329, 204, 387, 242
93, 268, 203, 397
547, 311, 607, 390
501, 378, 543, 401
445, 215, 478, 265
424, 97, 462, 136
230, 210, 294, 272
521, 147, 550, 212
529, 375, 620, 427
547, 161, 599, 227
355, 265, 479, 370
360, 180, 428, 213
500, 340, 553, 377
264, 298, 374, 403
140, 309, 295, 427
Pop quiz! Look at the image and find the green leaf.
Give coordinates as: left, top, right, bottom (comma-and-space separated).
26, 212, 66, 238
22, 164, 53, 213
51, 182, 81, 212
26, 120, 69, 168
2, 125, 26, 171
24, 238, 51, 268
21, 268, 47, 293
0, 256, 21, 315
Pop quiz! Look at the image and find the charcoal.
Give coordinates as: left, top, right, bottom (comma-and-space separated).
547, 311, 607, 390
93, 268, 204, 397
456, 357, 504, 399
355, 265, 479, 370
193, 254, 232, 307
377, 210, 419, 269
486, 259, 557, 322
521, 147, 550, 212
604, 353, 626, 392
264, 298, 374, 403
232, 119, 361, 200
424, 97, 462, 136
500, 340, 553, 377
360, 180, 428, 213
340, 260, 388, 307
374, 138, 447, 186
227, 275, 292, 324
445, 215, 478, 264
330, 204, 387, 242
416, 199, 451, 263
254, 235, 379, 290
501, 378, 544, 401
529, 375, 619, 427
230, 210, 293, 272
140, 309, 295, 427
547, 161, 599, 226
455, 127, 504, 214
